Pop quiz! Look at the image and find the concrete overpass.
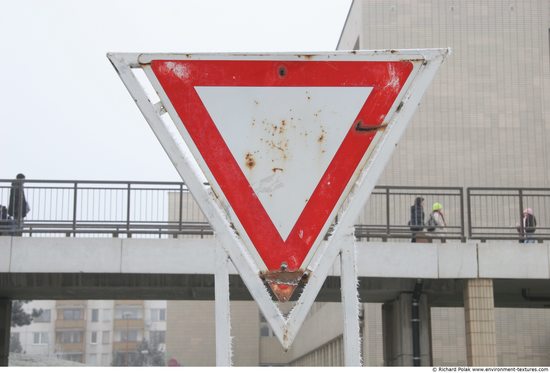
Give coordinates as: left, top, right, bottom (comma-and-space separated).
2, 236, 550, 365
1, 237, 550, 304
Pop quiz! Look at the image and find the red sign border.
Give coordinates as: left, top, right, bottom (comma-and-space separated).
151, 60, 413, 271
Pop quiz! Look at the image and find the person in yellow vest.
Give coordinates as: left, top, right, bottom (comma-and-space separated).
427, 202, 447, 241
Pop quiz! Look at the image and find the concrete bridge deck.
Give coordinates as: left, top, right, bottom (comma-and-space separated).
1, 237, 549, 309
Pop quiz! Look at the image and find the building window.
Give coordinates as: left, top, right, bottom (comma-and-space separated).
91, 309, 99, 322
32, 332, 48, 345
101, 353, 110, 366
115, 307, 142, 320
102, 331, 110, 344
34, 309, 51, 323
120, 329, 139, 342
62, 308, 83, 320
91, 331, 97, 344
102, 309, 112, 322
260, 324, 274, 337
56, 330, 83, 344
150, 308, 166, 322
150, 330, 166, 345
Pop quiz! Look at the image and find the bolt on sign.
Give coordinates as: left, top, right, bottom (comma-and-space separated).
109, 50, 448, 348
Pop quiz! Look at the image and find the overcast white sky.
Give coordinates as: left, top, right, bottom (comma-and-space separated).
1, 0, 352, 182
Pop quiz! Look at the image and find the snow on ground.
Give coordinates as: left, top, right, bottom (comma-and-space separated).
9, 353, 86, 367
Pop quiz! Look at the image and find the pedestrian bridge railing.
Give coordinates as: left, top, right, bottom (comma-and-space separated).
0, 179, 548, 242
466, 187, 550, 242
0, 180, 212, 238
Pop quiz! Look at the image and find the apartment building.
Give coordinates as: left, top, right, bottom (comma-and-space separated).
11, 300, 166, 366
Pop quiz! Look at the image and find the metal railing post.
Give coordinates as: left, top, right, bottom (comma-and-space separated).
385, 187, 390, 241
178, 183, 184, 237
72, 182, 78, 237
126, 183, 132, 238
517, 188, 524, 243
460, 188, 465, 242
16, 183, 23, 235
466, 188, 472, 240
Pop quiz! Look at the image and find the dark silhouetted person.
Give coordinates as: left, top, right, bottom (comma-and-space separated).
8, 173, 29, 235
409, 197, 425, 242
0, 205, 14, 236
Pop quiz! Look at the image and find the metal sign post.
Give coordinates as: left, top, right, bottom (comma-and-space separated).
341, 237, 362, 366
215, 246, 232, 366
109, 50, 448, 365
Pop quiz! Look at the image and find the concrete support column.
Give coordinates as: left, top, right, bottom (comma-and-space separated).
382, 293, 431, 366
463, 279, 497, 366
0, 299, 11, 367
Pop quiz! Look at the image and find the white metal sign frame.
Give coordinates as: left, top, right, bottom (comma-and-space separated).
108, 50, 448, 365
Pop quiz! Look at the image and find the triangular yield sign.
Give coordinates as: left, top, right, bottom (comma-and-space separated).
109, 50, 448, 347
147, 59, 412, 300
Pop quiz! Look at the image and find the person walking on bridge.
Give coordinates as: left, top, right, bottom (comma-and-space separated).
427, 202, 447, 242
517, 207, 536, 243
8, 173, 29, 235
409, 197, 425, 242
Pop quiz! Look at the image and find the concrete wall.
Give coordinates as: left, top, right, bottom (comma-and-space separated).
3, 237, 550, 281
229, 302, 260, 366
338, 0, 550, 188
259, 337, 288, 366
165, 300, 260, 367
356, 242, 550, 279
431, 306, 550, 366
165, 301, 215, 366
288, 303, 344, 361
0, 237, 219, 275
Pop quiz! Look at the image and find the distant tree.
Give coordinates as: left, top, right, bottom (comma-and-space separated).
11, 300, 42, 327
10, 300, 41, 354
9, 335, 23, 353
135, 340, 165, 366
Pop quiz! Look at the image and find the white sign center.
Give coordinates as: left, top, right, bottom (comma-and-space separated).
196, 86, 373, 240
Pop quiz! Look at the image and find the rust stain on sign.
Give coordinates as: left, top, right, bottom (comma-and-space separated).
279, 119, 287, 134
245, 152, 256, 169
318, 127, 327, 143
260, 268, 307, 302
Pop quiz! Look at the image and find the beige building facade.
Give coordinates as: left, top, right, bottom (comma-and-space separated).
338, 0, 550, 189
164, 301, 550, 366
